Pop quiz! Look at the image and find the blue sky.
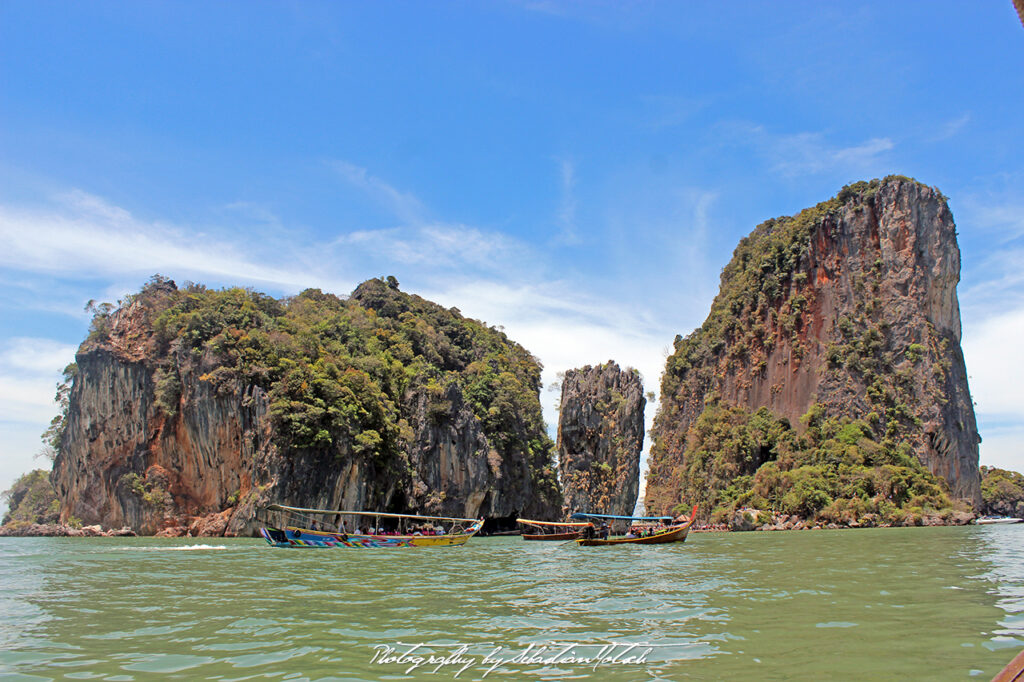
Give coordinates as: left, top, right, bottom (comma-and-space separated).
1, 2, 1023, 509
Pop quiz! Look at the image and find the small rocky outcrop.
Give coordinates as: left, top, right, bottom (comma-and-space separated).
557, 362, 645, 517
0, 523, 136, 537
980, 466, 1024, 518
726, 507, 973, 531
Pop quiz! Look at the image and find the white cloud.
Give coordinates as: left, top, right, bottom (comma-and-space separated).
0, 337, 77, 423
978, 426, 1024, 473
334, 222, 529, 272
0, 192, 352, 293
962, 306, 1024, 475
0, 375, 61, 424
772, 132, 894, 177
0, 421, 56, 519
726, 123, 895, 178
831, 137, 894, 167
221, 201, 284, 227
554, 158, 580, 245
932, 113, 971, 142
961, 194, 1024, 244
963, 307, 1024, 419
331, 160, 425, 226
328, 160, 537, 274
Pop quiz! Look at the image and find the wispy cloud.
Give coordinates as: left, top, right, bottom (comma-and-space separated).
931, 112, 971, 142
0, 336, 77, 512
554, 158, 580, 245
220, 201, 284, 228
331, 161, 425, 226
333, 221, 530, 273
975, 424, 1024, 471
0, 337, 77, 425
960, 185, 1024, 245
963, 307, 1024, 419
958, 181, 1024, 319
726, 124, 895, 178
0, 191, 350, 292
772, 132, 894, 177
328, 160, 539, 274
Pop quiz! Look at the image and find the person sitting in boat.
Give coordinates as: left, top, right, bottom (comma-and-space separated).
598, 522, 609, 540
436, 525, 445, 535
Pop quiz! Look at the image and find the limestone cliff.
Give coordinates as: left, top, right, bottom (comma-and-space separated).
557, 362, 645, 516
646, 177, 981, 519
51, 277, 561, 535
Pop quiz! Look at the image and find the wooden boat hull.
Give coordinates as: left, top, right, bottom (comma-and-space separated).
577, 524, 690, 546
260, 520, 483, 548
576, 504, 698, 547
522, 532, 581, 541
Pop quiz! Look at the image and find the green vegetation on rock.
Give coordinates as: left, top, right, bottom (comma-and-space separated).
664, 402, 961, 526
82, 275, 558, 498
1, 470, 61, 528
980, 466, 1024, 515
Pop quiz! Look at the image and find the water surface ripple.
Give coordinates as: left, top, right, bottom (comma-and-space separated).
1, 525, 1021, 680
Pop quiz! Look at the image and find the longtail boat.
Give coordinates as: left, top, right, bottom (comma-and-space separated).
515, 518, 594, 541
571, 505, 699, 547
259, 504, 483, 548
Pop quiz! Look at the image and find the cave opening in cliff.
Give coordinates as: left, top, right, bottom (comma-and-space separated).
481, 512, 519, 535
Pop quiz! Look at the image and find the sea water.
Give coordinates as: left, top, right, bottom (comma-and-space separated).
0, 524, 1021, 680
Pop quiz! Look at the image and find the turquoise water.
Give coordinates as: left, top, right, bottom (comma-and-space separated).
0, 525, 1021, 681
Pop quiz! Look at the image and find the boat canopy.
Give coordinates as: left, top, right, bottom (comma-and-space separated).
570, 512, 674, 521
263, 504, 477, 523
516, 518, 594, 527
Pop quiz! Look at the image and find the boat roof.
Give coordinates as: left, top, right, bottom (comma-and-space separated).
264, 504, 478, 523
516, 518, 593, 527
570, 512, 674, 521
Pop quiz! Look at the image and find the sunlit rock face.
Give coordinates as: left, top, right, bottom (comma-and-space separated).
646, 177, 981, 514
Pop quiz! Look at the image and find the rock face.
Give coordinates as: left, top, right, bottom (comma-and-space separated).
980, 466, 1024, 518
646, 177, 981, 513
557, 362, 645, 516
50, 277, 562, 535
